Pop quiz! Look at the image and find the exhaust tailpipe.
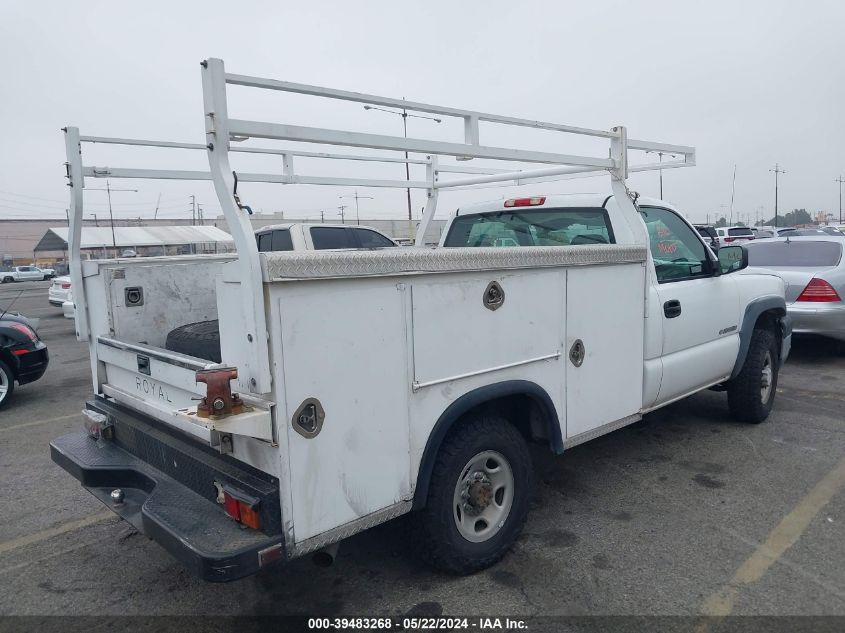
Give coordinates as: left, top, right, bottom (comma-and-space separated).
312, 541, 340, 567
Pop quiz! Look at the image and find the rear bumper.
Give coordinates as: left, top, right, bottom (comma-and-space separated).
787, 303, 845, 342
15, 346, 49, 384
49, 399, 285, 582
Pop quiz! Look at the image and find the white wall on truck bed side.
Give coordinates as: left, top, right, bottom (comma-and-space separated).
82, 254, 235, 348
262, 245, 648, 550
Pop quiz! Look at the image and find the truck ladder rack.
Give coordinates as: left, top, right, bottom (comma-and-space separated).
64, 57, 695, 396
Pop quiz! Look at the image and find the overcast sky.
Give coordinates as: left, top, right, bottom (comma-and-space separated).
1, 0, 843, 225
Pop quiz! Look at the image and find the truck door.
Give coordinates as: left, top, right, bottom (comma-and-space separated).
639, 205, 742, 405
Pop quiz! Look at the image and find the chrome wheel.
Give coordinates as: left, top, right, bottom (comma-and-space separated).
0, 367, 9, 404
760, 351, 773, 404
452, 450, 514, 543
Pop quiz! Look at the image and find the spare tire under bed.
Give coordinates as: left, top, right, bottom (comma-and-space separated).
165, 320, 222, 363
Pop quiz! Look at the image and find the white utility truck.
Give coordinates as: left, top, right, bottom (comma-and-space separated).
51, 59, 791, 581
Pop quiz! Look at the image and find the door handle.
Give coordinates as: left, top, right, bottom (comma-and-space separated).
663, 299, 682, 318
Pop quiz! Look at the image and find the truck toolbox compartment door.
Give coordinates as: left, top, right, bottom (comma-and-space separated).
277, 280, 411, 543
564, 264, 645, 441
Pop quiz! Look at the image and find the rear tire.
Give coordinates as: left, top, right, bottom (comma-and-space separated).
164, 320, 221, 363
727, 327, 779, 423
0, 360, 15, 410
1, 277, 12, 284
414, 414, 532, 575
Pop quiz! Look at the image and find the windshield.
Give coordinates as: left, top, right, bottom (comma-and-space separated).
746, 241, 842, 267
443, 208, 614, 247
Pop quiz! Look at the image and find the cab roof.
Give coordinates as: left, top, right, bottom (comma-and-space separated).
454, 194, 676, 216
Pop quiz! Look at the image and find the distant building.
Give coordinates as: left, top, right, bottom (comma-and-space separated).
32, 226, 234, 262
0, 217, 201, 265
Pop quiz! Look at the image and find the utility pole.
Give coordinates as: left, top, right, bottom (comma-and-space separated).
645, 150, 675, 199
729, 165, 736, 226
364, 103, 442, 221
87, 180, 137, 254
770, 164, 785, 228
154, 193, 162, 221
320, 210, 325, 223
197, 204, 204, 226
340, 191, 373, 225
337, 204, 348, 224
836, 175, 844, 224
190, 195, 196, 226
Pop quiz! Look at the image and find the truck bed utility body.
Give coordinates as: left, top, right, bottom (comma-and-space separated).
52, 59, 790, 579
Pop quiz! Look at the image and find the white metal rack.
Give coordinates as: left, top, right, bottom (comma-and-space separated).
64, 57, 695, 395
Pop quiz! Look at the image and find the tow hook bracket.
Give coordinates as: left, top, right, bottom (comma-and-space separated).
196, 367, 243, 418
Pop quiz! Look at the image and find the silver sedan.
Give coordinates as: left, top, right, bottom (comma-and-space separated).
744, 236, 845, 341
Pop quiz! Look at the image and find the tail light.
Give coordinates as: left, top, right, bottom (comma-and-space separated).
797, 278, 841, 302
8, 322, 37, 342
504, 196, 546, 208
82, 409, 112, 440
723, 237, 735, 243
61, 282, 71, 289
216, 482, 261, 530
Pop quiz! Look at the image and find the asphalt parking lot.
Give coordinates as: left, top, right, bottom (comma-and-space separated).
1, 280, 844, 619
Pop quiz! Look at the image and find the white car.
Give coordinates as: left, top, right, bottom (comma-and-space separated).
255, 223, 398, 252
1, 266, 49, 283
48, 276, 72, 307
715, 226, 755, 244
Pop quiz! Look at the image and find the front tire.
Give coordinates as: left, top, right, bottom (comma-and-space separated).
0, 360, 15, 410
414, 414, 532, 574
728, 327, 779, 423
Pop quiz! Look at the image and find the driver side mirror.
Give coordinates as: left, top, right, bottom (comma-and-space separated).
717, 245, 748, 275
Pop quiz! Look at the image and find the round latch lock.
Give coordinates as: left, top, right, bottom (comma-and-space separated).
569, 339, 585, 367
483, 281, 505, 311
110, 489, 125, 505
292, 398, 325, 439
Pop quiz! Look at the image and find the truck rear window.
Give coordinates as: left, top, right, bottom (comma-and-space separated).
443, 208, 614, 248
746, 241, 842, 267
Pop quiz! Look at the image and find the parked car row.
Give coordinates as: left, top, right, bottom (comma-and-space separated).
691, 224, 844, 254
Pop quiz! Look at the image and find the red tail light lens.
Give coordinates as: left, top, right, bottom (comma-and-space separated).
9, 322, 37, 342
219, 485, 261, 530
504, 196, 546, 208
723, 237, 735, 243
797, 278, 841, 302
61, 282, 71, 289
223, 494, 241, 521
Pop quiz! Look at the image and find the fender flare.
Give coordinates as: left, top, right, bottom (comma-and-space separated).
411, 380, 562, 510
730, 295, 787, 379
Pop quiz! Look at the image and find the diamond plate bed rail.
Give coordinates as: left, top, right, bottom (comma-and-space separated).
261, 244, 649, 281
